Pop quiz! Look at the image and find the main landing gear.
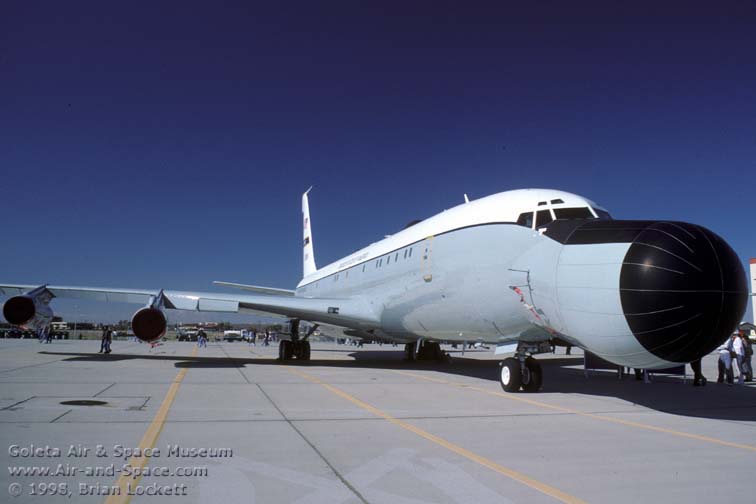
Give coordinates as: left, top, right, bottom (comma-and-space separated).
499, 342, 551, 393
278, 319, 312, 362
278, 339, 311, 361
404, 341, 448, 362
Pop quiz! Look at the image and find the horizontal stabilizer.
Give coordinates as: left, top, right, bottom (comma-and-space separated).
213, 281, 295, 297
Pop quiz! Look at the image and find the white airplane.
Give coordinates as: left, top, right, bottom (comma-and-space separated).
1, 188, 748, 392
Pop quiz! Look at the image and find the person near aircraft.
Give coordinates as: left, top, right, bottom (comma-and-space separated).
717, 338, 734, 385
732, 332, 746, 384
99, 325, 109, 353
740, 330, 753, 382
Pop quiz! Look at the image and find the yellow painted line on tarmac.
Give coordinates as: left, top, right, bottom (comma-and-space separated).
104, 346, 198, 504
284, 366, 587, 504
393, 369, 756, 453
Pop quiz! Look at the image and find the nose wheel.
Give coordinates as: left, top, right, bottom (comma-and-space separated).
500, 356, 543, 392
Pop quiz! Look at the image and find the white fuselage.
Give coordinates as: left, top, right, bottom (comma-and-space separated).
293, 189, 676, 369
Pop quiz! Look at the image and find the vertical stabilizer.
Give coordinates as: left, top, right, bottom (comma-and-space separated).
751, 258, 755, 324
302, 188, 317, 277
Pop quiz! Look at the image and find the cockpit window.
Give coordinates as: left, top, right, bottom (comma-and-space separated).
553, 207, 594, 220
593, 208, 612, 220
516, 212, 533, 228
550, 198, 564, 204
535, 209, 553, 228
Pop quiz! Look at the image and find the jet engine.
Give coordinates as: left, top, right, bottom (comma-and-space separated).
131, 307, 167, 343
2, 286, 54, 331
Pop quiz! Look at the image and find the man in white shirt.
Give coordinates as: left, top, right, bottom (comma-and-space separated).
717, 338, 734, 385
732, 333, 746, 384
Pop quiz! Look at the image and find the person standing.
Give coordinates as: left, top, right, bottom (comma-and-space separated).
740, 331, 753, 382
197, 329, 207, 348
104, 327, 112, 353
717, 338, 734, 385
732, 332, 746, 384
99, 325, 109, 353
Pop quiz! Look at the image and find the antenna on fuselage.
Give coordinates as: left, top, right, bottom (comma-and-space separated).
464, 193, 470, 203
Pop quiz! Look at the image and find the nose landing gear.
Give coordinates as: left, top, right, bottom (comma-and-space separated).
499, 342, 550, 392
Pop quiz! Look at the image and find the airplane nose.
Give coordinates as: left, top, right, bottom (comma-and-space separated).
619, 222, 748, 363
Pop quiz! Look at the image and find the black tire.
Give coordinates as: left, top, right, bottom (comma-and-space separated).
278, 341, 285, 360
405, 342, 417, 361
283, 340, 294, 360
500, 358, 522, 392
301, 341, 311, 361
522, 357, 542, 392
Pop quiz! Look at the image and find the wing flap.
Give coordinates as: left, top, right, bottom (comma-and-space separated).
197, 298, 239, 312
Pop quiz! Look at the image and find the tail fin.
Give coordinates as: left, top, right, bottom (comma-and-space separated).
302, 187, 317, 277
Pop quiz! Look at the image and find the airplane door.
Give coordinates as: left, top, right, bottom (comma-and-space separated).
422, 236, 433, 282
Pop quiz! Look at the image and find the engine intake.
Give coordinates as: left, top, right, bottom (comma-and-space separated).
3, 294, 53, 331
131, 307, 167, 343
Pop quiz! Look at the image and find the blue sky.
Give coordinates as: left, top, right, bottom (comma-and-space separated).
1, 2, 754, 323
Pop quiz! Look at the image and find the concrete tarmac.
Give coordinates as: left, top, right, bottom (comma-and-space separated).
1, 339, 754, 504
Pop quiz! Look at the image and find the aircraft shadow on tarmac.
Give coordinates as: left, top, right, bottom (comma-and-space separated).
38, 350, 756, 422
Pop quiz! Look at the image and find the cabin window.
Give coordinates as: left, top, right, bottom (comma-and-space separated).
362, 264, 366, 272
404, 249, 407, 259
395, 253, 399, 262
550, 198, 564, 204
409, 248, 413, 257
386, 255, 390, 265
535, 209, 553, 228
334, 274, 339, 282
516, 212, 533, 228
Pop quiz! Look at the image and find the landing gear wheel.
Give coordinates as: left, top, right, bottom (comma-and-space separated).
418, 341, 442, 360
500, 357, 522, 392
521, 357, 542, 392
404, 343, 417, 361
279, 340, 294, 361
300, 341, 311, 361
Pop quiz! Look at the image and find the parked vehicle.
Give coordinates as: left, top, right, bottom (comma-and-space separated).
176, 328, 199, 342
223, 330, 243, 342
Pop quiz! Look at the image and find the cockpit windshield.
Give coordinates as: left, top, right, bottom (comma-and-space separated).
592, 208, 612, 220
516, 205, 612, 230
553, 207, 594, 220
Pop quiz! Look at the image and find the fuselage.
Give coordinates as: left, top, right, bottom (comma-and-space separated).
293, 189, 748, 371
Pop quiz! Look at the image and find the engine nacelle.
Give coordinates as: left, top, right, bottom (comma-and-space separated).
3, 290, 54, 331
131, 307, 167, 343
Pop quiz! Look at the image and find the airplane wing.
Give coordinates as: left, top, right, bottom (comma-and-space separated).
0, 284, 379, 330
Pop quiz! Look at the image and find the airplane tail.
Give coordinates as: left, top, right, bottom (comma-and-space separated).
302, 187, 317, 278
